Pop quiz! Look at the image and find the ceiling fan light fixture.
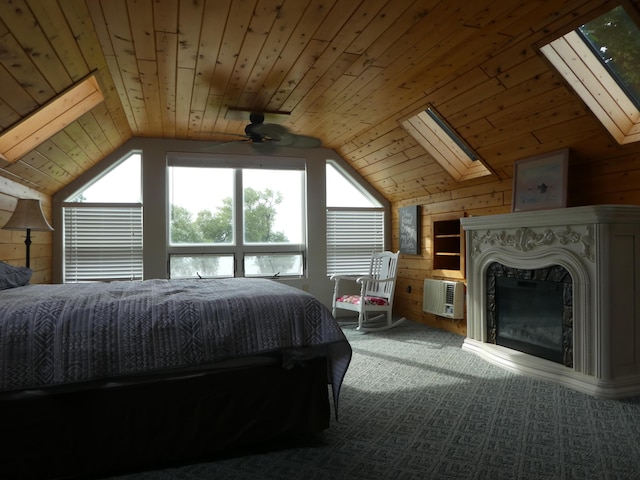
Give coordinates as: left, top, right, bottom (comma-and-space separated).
207, 111, 322, 150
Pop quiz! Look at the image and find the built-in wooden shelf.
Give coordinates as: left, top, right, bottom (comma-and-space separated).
432, 217, 464, 278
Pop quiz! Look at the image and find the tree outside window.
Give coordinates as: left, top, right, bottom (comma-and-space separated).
578, 5, 640, 107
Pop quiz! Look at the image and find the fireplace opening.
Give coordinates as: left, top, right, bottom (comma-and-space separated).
495, 276, 564, 363
486, 263, 573, 367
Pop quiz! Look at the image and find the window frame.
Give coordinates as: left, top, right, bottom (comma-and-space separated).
167, 153, 307, 279
52, 144, 391, 286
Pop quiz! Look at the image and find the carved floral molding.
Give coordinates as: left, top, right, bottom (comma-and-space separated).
470, 224, 595, 262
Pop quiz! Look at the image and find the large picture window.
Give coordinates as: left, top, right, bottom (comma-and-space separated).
168, 155, 306, 279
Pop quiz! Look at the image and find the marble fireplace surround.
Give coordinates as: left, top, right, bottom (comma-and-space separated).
460, 205, 640, 399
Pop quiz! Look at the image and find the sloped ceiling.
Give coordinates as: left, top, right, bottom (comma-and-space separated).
0, 0, 632, 202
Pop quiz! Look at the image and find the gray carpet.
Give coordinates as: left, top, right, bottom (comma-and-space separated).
107, 320, 640, 479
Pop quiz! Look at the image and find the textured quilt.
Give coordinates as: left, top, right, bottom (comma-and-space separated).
0, 278, 351, 404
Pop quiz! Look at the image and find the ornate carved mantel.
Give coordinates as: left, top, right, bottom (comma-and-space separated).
461, 205, 640, 399
468, 225, 595, 262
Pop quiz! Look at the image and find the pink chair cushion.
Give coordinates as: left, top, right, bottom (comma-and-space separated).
336, 294, 388, 306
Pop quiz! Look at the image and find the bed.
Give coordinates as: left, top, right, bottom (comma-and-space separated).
0, 274, 351, 480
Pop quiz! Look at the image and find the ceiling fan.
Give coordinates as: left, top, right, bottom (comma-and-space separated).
208, 111, 322, 150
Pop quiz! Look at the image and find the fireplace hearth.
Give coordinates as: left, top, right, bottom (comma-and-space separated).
461, 205, 640, 399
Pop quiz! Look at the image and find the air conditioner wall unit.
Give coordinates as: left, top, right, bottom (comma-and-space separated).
423, 278, 464, 319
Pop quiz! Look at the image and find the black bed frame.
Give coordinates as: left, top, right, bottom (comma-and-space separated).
0, 357, 330, 480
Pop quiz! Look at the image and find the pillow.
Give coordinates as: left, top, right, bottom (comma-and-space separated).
0, 261, 33, 290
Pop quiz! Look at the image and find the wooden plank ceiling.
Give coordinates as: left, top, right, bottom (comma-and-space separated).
0, 0, 629, 203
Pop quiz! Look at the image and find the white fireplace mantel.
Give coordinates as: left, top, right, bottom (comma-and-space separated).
460, 205, 640, 399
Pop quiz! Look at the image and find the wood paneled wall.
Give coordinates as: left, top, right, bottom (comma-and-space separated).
385, 132, 640, 337
333, 0, 634, 331
0, 177, 53, 284
2, 0, 640, 322
327, 0, 640, 336
390, 176, 512, 336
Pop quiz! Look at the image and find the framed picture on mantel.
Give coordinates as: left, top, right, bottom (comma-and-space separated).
512, 149, 569, 212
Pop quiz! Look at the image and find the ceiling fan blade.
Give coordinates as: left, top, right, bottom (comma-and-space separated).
250, 141, 278, 153
290, 134, 322, 148
200, 136, 250, 151
251, 123, 287, 137
249, 123, 294, 146
252, 123, 321, 148
209, 132, 250, 141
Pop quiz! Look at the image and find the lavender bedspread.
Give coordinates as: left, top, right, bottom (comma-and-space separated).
0, 278, 351, 405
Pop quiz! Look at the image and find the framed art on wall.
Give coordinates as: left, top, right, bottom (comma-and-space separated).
399, 205, 420, 255
512, 149, 569, 212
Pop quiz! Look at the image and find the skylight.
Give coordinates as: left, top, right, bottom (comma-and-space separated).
541, 5, 640, 144
424, 107, 479, 161
577, 5, 640, 108
0, 75, 104, 165
400, 105, 492, 182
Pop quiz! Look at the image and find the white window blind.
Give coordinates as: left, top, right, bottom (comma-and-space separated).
63, 205, 143, 282
326, 208, 384, 276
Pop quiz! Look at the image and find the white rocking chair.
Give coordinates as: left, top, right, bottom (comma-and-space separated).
331, 251, 406, 332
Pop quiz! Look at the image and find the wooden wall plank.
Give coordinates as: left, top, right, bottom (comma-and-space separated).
244, 0, 318, 100
103, 1, 148, 133
128, 0, 156, 62
27, 0, 89, 81
0, 0, 71, 92
285, 49, 353, 118
155, 31, 178, 138
0, 31, 55, 105
4, 159, 64, 192
138, 59, 164, 136
222, 0, 282, 107
255, 0, 335, 108
152, 0, 178, 33
189, 0, 231, 138
0, 67, 37, 125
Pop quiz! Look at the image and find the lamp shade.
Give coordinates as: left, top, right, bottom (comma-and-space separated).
2, 199, 54, 231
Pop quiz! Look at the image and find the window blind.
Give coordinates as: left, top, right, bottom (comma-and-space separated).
326, 208, 384, 276
63, 205, 143, 282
